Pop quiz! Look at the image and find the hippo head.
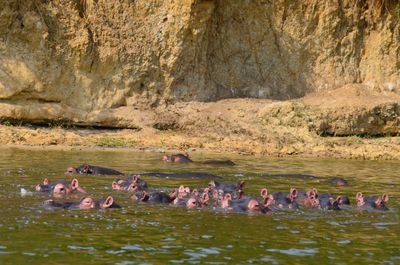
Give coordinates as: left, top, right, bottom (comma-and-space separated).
96, 196, 119, 209
374, 194, 389, 210
52, 183, 71, 197
178, 185, 191, 197
78, 197, 96, 209
305, 188, 320, 208
186, 198, 199, 209
247, 199, 260, 212
65, 167, 78, 175
263, 194, 275, 209
289, 188, 298, 201
221, 193, 232, 209
200, 192, 209, 208
356, 192, 365, 207
162, 155, 172, 162
328, 196, 342, 210
35, 178, 50, 192
111, 179, 126, 191
52, 178, 85, 197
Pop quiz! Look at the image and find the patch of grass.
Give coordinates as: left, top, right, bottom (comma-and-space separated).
95, 137, 136, 148
46, 119, 75, 129
1, 119, 13, 126
153, 122, 178, 131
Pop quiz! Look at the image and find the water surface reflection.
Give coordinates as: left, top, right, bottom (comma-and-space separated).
0, 148, 398, 264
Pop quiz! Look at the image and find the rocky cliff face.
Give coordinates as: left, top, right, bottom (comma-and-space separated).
0, 0, 399, 127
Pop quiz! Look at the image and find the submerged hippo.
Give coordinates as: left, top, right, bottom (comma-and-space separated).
131, 172, 221, 179
161, 153, 235, 166
325, 177, 350, 186
356, 192, 389, 211
65, 164, 124, 176
219, 193, 262, 213
43, 196, 120, 209
202, 160, 236, 166
35, 178, 86, 197
112, 175, 148, 191
271, 188, 299, 210
162, 153, 193, 163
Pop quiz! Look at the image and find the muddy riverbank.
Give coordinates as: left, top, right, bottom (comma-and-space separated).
1, 86, 399, 160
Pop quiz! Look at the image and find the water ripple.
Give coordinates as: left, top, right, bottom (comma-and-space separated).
267, 248, 319, 256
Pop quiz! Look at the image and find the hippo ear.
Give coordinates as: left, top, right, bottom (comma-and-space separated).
356, 192, 363, 200
237, 189, 244, 199
238, 181, 245, 189
131, 175, 138, 182
43, 178, 49, 185
260, 188, 268, 198
140, 191, 149, 202
264, 194, 275, 207
306, 189, 315, 198
381, 194, 389, 202
202, 192, 209, 202
290, 188, 298, 199
83, 164, 89, 172
191, 189, 199, 197
336, 196, 343, 204
208, 181, 215, 189
71, 178, 79, 189
312, 188, 318, 197
224, 193, 232, 200
103, 196, 114, 208
169, 189, 178, 200
112, 181, 119, 190
184, 187, 191, 193
178, 185, 185, 193
212, 190, 219, 199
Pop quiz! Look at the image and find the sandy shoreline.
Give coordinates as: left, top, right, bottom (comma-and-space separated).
1, 86, 399, 160
1, 124, 399, 160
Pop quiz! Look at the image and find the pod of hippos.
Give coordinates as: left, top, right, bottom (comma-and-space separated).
31, 154, 389, 213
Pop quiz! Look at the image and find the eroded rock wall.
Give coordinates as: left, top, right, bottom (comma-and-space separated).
0, 0, 399, 124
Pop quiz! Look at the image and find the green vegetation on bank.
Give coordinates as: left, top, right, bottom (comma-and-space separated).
95, 137, 137, 148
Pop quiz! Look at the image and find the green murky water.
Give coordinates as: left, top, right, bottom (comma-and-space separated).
0, 147, 399, 264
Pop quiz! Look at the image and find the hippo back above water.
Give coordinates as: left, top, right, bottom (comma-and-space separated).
162, 154, 193, 163
65, 164, 124, 176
